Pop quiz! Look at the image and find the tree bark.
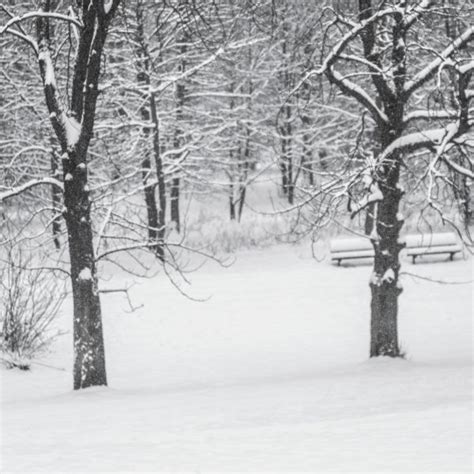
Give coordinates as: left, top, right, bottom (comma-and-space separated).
229, 181, 236, 221
170, 176, 180, 233
50, 145, 61, 249
62, 149, 107, 389
369, 123, 404, 358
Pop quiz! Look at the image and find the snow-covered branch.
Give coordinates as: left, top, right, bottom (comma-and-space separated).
403, 0, 433, 29
326, 68, 388, 124
0, 178, 63, 202
404, 25, 474, 98
403, 109, 463, 125
0, 10, 82, 35
378, 122, 472, 164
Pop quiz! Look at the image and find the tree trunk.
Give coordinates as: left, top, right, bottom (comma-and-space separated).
369, 129, 404, 358
280, 104, 294, 204
150, 92, 166, 260
170, 177, 180, 233
229, 182, 236, 220
50, 145, 61, 249
170, 19, 188, 234
142, 157, 160, 248
135, 3, 164, 261
280, 158, 288, 195
62, 150, 107, 389
237, 184, 247, 222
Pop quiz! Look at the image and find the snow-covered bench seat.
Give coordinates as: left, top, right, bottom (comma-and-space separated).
329, 237, 374, 266
330, 232, 462, 265
404, 232, 461, 264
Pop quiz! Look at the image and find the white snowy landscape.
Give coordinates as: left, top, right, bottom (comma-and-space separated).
1, 242, 472, 472
1, 1, 473, 473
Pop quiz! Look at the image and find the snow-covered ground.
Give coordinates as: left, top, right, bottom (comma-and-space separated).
0, 244, 472, 472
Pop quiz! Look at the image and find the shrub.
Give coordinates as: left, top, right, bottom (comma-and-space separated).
0, 248, 66, 370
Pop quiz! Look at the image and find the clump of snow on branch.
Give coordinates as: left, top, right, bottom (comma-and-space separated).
104, 1, 113, 14
382, 268, 395, 283
78, 267, 92, 281
38, 50, 56, 87
61, 114, 81, 147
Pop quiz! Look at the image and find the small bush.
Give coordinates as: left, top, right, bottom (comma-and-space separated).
0, 248, 66, 370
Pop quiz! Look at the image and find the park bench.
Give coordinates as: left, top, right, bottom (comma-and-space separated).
330, 232, 461, 265
404, 232, 461, 263
329, 236, 374, 266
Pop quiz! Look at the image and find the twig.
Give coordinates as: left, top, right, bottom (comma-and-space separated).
400, 271, 473, 285
99, 287, 144, 312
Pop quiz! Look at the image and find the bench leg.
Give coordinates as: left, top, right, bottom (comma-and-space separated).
412, 255, 416, 264
337, 259, 341, 266
450, 252, 454, 261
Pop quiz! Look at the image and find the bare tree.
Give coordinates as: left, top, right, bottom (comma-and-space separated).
1, 0, 121, 389
306, 0, 473, 357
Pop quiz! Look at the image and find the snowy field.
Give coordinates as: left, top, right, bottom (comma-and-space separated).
0, 244, 472, 472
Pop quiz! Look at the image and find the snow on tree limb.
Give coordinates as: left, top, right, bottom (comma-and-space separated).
0, 10, 82, 35
378, 122, 472, 166
403, 25, 474, 99
38, 50, 56, 87
327, 68, 389, 124
317, 7, 398, 73
1, 26, 38, 53
457, 60, 474, 76
403, 109, 463, 125
316, 0, 433, 76
0, 178, 63, 202
443, 156, 474, 179
403, 0, 433, 29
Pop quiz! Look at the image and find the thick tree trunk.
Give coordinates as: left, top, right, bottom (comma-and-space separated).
369, 129, 404, 358
62, 150, 107, 389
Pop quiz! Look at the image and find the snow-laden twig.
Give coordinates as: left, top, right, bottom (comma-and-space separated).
399, 272, 473, 285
